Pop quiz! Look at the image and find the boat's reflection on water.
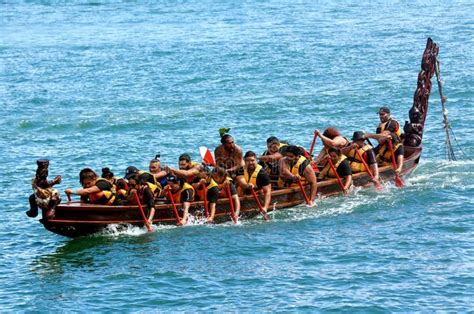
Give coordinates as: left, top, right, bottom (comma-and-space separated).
30, 229, 157, 278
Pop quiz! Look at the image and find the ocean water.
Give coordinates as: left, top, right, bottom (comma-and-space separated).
1, 1, 473, 311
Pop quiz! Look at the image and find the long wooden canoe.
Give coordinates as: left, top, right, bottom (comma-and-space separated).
38, 38, 439, 238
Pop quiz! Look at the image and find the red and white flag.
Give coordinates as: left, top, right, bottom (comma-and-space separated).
199, 147, 215, 166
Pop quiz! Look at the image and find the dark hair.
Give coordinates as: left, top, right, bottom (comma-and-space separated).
79, 168, 97, 185
212, 166, 227, 178
323, 127, 341, 139
101, 167, 114, 179
285, 145, 302, 156
220, 134, 232, 145
115, 178, 127, 190
328, 146, 341, 155
244, 151, 257, 159
266, 136, 279, 144
179, 153, 191, 162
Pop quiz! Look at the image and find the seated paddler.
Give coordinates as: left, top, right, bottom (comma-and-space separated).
65, 168, 116, 205
341, 131, 380, 183
166, 153, 202, 185
163, 175, 195, 225
278, 145, 317, 205
235, 151, 272, 214
125, 166, 162, 198
365, 106, 404, 175
126, 173, 156, 224
149, 155, 168, 187
313, 127, 349, 166
258, 136, 287, 181
197, 167, 241, 224
318, 147, 353, 195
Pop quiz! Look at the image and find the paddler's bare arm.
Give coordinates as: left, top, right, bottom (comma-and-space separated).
65, 185, 100, 196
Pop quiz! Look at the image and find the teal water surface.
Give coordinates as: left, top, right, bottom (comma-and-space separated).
1, 1, 473, 311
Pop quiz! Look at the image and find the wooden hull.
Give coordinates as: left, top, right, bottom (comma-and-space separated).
41, 147, 421, 238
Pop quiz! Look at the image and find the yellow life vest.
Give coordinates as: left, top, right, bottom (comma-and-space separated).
347, 144, 372, 173
89, 178, 116, 205
378, 119, 402, 140
376, 142, 402, 164
319, 155, 347, 179
170, 182, 195, 203
278, 156, 307, 188
146, 181, 162, 197
237, 164, 263, 195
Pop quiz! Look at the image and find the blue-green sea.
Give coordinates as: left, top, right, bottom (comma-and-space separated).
1, 1, 473, 311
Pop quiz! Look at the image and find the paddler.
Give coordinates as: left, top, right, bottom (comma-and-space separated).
65, 168, 116, 205
127, 173, 156, 224
165, 153, 202, 185
278, 145, 318, 204
149, 155, 168, 187
318, 147, 353, 195
235, 151, 272, 214
341, 131, 380, 183
365, 106, 404, 174
313, 127, 349, 166
198, 167, 241, 223
258, 136, 287, 181
163, 175, 195, 225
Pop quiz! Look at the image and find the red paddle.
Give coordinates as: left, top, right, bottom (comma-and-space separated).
225, 183, 238, 224
308, 131, 318, 157
250, 189, 270, 221
387, 140, 404, 187
134, 192, 152, 232
296, 178, 312, 206
201, 181, 209, 218
355, 149, 383, 191
327, 157, 346, 193
166, 189, 183, 225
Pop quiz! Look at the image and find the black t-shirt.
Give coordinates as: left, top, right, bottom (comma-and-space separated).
337, 160, 352, 177
139, 172, 156, 185
141, 186, 155, 209
207, 186, 220, 204
236, 167, 271, 189
366, 149, 377, 165
180, 189, 193, 203
96, 180, 112, 191
206, 182, 237, 204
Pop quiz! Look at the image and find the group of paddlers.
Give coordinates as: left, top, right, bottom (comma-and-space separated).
27, 106, 404, 225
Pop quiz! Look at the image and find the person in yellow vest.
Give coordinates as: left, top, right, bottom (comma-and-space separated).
235, 151, 272, 214
341, 131, 380, 183
258, 136, 287, 181
197, 167, 241, 223
163, 175, 195, 225
366, 106, 404, 174
318, 147, 352, 195
313, 127, 350, 166
124, 166, 162, 198
166, 153, 202, 185
126, 173, 156, 224
65, 168, 116, 205
278, 145, 318, 205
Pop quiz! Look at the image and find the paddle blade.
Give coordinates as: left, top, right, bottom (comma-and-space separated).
395, 175, 404, 188
199, 146, 216, 166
